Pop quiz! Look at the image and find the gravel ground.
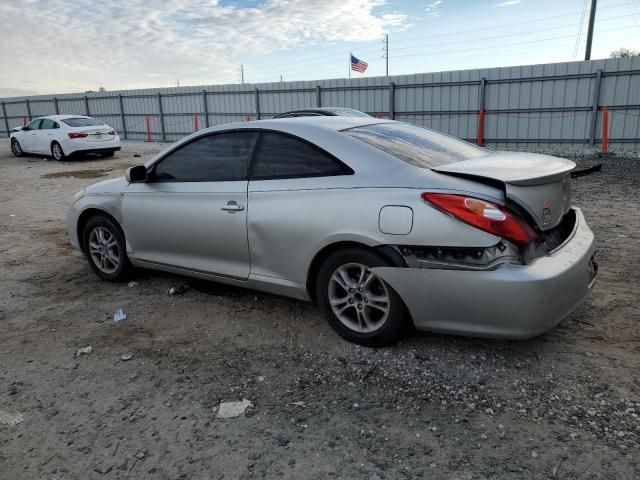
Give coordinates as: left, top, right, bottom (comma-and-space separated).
0, 139, 639, 479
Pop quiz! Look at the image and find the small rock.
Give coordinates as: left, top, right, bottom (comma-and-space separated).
134, 451, 146, 460
531, 451, 538, 458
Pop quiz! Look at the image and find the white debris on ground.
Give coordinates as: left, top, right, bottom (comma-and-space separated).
75, 346, 93, 356
113, 308, 127, 322
216, 399, 253, 418
0, 410, 24, 426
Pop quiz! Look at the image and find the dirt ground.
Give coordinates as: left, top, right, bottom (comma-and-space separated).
0, 138, 639, 480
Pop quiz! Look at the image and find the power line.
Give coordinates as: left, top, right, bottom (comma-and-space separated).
389, 13, 630, 53
392, 24, 638, 59
573, 0, 589, 58
387, 1, 630, 45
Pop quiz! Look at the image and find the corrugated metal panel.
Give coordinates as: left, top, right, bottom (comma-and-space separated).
2, 58, 639, 149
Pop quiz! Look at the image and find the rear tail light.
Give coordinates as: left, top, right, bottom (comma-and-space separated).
68, 132, 88, 139
421, 193, 536, 244
107, 129, 116, 136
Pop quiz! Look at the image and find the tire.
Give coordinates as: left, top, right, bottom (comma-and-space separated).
316, 247, 407, 347
81, 214, 133, 282
101, 151, 115, 158
51, 142, 66, 161
11, 139, 24, 157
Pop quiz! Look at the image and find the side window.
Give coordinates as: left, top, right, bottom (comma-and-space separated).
250, 132, 350, 180
39, 119, 55, 129
152, 131, 259, 182
24, 119, 41, 131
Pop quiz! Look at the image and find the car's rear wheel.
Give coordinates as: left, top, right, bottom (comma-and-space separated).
101, 151, 115, 158
82, 215, 133, 282
51, 142, 66, 161
11, 139, 24, 157
316, 248, 407, 347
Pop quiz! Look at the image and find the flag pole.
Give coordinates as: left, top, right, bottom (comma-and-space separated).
348, 52, 351, 79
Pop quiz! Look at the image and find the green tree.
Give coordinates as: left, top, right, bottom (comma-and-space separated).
610, 48, 640, 58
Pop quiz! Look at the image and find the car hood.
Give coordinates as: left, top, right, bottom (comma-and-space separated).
86, 176, 127, 194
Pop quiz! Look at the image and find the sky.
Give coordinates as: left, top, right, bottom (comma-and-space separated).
0, 0, 639, 96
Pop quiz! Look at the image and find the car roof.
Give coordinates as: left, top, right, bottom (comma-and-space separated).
264, 116, 389, 131
34, 114, 92, 120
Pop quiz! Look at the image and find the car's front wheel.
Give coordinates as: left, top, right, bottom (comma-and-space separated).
316, 248, 407, 347
11, 139, 24, 157
82, 215, 133, 282
51, 142, 66, 161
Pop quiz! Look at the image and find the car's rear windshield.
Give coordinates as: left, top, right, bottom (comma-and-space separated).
61, 117, 104, 127
343, 122, 489, 167
326, 108, 370, 117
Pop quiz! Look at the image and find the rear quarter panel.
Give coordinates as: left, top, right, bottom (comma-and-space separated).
247, 180, 501, 284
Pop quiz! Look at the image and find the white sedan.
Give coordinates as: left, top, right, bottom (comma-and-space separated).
10, 115, 121, 161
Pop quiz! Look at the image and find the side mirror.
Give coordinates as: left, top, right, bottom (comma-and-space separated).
125, 165, 148, 183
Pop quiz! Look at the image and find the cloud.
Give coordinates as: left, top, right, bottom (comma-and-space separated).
0, 0, 407, 94
425, 0, 444, 17
494, 0, 520, 6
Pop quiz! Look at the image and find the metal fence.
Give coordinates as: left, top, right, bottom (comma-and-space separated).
2, 57, 639, 150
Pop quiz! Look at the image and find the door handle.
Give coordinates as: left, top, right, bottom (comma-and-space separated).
221, 201, 244, 212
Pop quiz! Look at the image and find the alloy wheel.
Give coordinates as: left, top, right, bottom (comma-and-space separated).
328, 262, 390, 333
52, 143, 63, 160
88, 226, 120, 274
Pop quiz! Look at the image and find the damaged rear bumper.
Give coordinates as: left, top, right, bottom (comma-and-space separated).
371, 208, 597, 339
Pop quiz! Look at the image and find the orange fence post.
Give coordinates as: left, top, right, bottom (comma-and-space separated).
375, 112, 382, 118
601, 106, 608, 155
23, 116, 27, 126
145, 115, 151, 142
194, 114, 199, 132
476, 107, 485, 146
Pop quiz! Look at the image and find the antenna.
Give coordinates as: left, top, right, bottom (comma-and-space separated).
239, 64, 244, 84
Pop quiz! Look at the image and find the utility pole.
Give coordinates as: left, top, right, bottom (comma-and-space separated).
175, 79, 180, 87
348, 52, 351, 79
280, 75, 283, 83
585, 0, 597, 60
239, 64, 244, 84
383, 34, 389, 77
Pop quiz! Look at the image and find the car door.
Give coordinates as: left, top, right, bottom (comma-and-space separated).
35, 118, 58, 154
247, 131, 354, 283
121, 131, 259, 280
19, 119, 42, 152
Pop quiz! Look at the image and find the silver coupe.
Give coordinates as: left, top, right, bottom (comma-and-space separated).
66, 117, 597, 346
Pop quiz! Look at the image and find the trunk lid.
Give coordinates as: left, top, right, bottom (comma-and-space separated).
71, 126, 113, 142
432, 152, 575, 231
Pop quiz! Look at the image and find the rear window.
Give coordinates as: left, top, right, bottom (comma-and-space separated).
343, 122, 489, 168
61, 117, 104, 127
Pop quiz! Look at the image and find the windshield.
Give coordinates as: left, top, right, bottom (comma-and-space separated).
343, 122, 489, 168
61, 117, 104, 127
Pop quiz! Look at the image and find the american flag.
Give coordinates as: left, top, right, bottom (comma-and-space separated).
351, 54, 368, 73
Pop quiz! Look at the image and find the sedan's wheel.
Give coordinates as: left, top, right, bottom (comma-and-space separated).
317, 248, 407, 347
11, 139, 24, 157
82, 215, 133, 282
51, 142, 65, 161
329, 263, 391, 333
